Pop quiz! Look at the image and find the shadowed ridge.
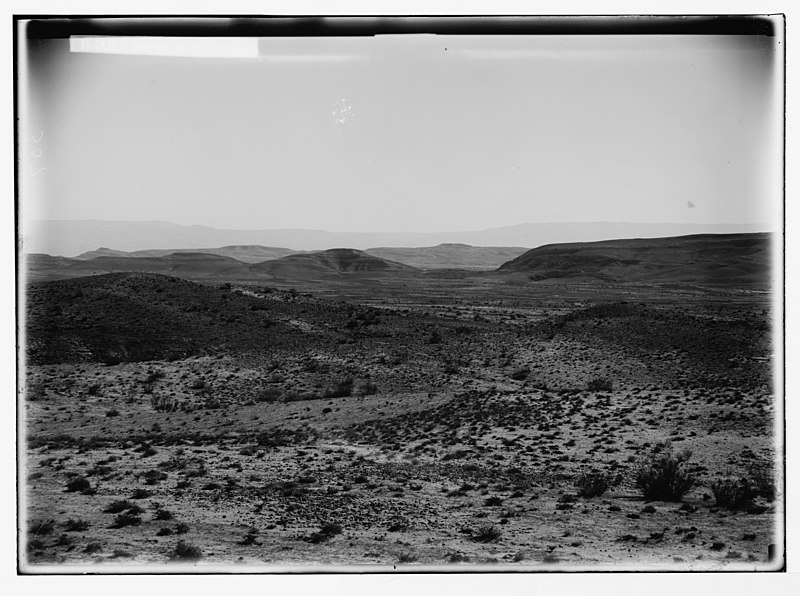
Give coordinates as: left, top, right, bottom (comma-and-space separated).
496, 232, 771, 287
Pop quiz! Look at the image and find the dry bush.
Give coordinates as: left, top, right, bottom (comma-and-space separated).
472, 524, 502, 543
634, 445, 696, 501
169, 541, 202, 561
711, 477, 756, 510
587, 377, 613, 392
575, 470, 610, 498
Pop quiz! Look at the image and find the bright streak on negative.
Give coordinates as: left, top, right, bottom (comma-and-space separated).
70, 36, 259, 59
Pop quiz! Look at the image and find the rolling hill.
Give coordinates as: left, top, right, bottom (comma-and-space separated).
497, 233, 772, 287
251, 248, 421, 278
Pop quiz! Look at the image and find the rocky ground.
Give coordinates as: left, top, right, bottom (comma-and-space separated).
20, 274, 781, 571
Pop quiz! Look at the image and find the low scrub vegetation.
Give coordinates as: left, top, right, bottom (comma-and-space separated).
65, 477, 93, 494
575, 470, 610, 498
711, 477, 756, 510
307, 522, 343, 544
472, 524, 502, 543
634, 444, 696, 501
587, 377, 613, 392
169, 541, 202, 561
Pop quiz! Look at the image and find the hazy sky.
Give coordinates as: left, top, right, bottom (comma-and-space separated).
22, 31, 780, 233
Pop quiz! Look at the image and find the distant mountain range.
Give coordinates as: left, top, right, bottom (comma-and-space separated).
24, 232, 775, 289
21, 219, 771, 257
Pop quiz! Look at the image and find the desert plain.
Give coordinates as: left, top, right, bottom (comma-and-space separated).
20, 233, 780, 571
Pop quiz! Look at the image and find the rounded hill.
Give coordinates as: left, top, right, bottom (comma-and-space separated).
251, 248, 420, 278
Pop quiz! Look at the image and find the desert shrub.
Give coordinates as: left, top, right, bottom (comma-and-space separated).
749, 461, 776, 501
28, 519, 54, 536
711, 478, 756, 510
84, 542, 103, 554
441, 449, 472, 461
141, 445, 158, 457
587, 377, 613, 392
238, 528, 260, 546
202, 395, 223, 409
441, 362, 459, 375
144, 370, 166, 384
155, 509, 174, 521
175, 522, 190, 534
151, 395, 180, 412
300, 357, 320, 372
90, 464, 114, 477
484, 496, 503, 507
472, 524, 502, 543
63, 518, 90, 532
510, 367, 530, 381
387, 519, 410, 532
307, 522, 343, 544
65, 476, 93, 494
111, 549, 134, 558
635, 445, 696, 501
256, 428, 292, 448
142, 469, 168, 485
169, 541, 202, 561
110, 512, 141, 528
398, 552, 418, 563
56, 533, 73, 547
256, 387, 282, 403
131, 488, 152, 499
104, 500, 135, 514
105, 408, 120, 417
575, 470, 610, 498
357, 381, 379, 396
324, 378, 354, 399
157, 527, 173, 536
27, 539, 45, 553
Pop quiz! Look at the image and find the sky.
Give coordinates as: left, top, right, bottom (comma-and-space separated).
20, 29, 782, 234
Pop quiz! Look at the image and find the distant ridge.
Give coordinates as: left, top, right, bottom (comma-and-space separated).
25, 252, 254, 281
23, 219, 771, 256
497, 232, 772, 288
24, 233, 775, 288
75, 245, 298, 263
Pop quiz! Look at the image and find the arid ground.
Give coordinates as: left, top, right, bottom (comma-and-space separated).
20, 235, 781, 571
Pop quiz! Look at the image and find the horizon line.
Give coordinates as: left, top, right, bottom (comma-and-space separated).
23, 218, 774, 235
